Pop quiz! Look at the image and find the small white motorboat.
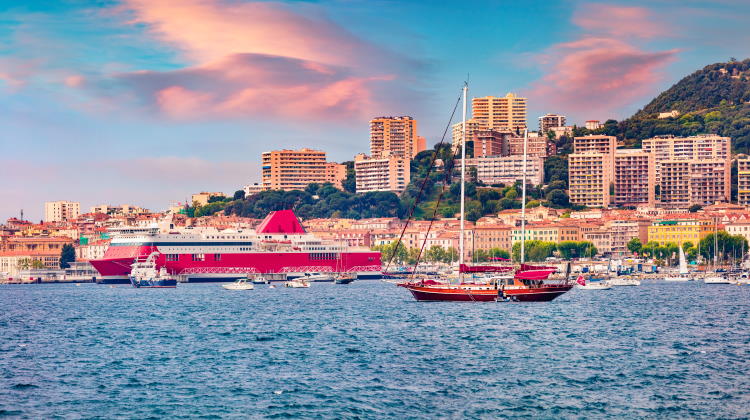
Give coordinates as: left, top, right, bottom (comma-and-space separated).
608, 276, 641, 286
575, 274, 611, 290
285, 279, 310, 288
703, 274, 731, 284
304, 273, 334, 282
222, 278, 255, 290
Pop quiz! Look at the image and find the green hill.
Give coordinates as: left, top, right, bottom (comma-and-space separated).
596, 58, 750, 152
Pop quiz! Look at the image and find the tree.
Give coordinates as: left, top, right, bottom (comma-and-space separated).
233, 190, 246, 201
59, 244, 75, 269
627, 238, 643, 255
512, 240, 557, 262
425, 245, 447, 263
688, 204, 702, 213
341, 161, 356, 193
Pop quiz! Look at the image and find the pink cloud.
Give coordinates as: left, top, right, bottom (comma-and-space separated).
573, 4, 668, 39
64, 75, 85, 87
529, 38, 677, 118
120, 0, 396, 68
105, 53, 400, 120
527, 3, 679, 120
98, 0, 418, 121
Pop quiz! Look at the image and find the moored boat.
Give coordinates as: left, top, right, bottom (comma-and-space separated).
129, 252, 177, 288
222, 277, 255, 290
285, 279, 310, 288
576, 275, 611, 290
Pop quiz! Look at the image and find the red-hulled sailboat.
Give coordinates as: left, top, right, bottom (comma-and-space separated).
398, 83, 573, 302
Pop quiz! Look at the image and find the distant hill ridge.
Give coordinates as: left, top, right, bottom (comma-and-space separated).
595, 58, 750, 153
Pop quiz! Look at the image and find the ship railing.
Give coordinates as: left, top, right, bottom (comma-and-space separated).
279, 266, 335, 273
177, 267, 260, 275
344, 265, 383, 273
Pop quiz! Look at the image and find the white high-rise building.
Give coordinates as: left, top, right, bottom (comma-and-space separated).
44, 201, 80, 222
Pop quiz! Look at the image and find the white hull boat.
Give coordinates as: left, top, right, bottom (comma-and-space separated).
285, 279, 310, 288
608, 277, 641, 286
223, 278, 255, 290
665, 247, 691, 282
704, 275, 731, 284
577, 282, 611, 290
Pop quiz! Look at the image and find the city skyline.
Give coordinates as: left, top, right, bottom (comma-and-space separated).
2, 0, 750, 221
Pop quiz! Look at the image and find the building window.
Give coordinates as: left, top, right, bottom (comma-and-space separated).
192, 254, 205, 261
215, 254, 221, 261
166, 254, 179, 262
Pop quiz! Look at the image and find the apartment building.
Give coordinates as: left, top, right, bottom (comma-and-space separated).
354, 152, 410, 194
474, 130, 508, 157
451, 119, 481, 150
613, 149, 655, 207
506, 133, 552, 158
573, 135, 617, 155
511, 223, 580, 244
642, 134, 731, 182
738, 155, 750, 207
607, 219, 650, 255
538, 114, 566, 134
370, 116, 423, 158
44, 201, 80, 222
261, 148, 346, 191
647, 219, 714, 245
568, 153, 612, 207
473, 224, 512, 252
659, 159, 730, 208
472, 93, 527, 132
470, 156, 544, 186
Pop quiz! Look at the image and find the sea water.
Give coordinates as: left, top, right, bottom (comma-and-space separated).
1, 281, 749, 418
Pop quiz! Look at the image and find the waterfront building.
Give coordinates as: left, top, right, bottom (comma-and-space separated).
725, 220, 750, 244
511, 222, 581, 245
647, 218, 713, 245
354, 152, 410, 194
538, 114, 566, 134
369, 116, 423, 158
261, 148, 346, 191
90, 204, 147, 216
474, 130, 509, 158
44, 201, 80, 222
473, 224, 512, 252
613, 149, 655, 207
607, 219, 651, 256
737, 155, 750, 208
659, 159, 730, 209
472, 93, 527, 132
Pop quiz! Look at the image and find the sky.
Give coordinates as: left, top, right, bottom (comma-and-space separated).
1, 0, 750, 221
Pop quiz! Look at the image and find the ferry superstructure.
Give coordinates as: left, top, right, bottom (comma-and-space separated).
90, 210, 381, 283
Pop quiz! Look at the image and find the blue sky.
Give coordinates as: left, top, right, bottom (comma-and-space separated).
1, 0, 749, 221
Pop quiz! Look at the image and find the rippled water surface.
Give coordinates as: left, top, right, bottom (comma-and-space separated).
2, 280, 750, 419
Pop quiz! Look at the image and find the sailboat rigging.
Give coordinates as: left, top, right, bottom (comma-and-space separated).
397, 82, 574, 302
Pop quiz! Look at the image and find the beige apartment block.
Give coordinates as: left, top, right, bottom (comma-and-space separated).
613, 149, 655, 207
472, 93, 527, 132
737, 155, 750, 207
451, 119, 481, 150
191, 192, 227, 206
642, 134, 731, 182
474, 130, 508, 157
538, 114, 566, 134
262, 148, 344, 191
470, 156, 544, 186
44, 201, 80, 222
506, 133, 552, 158
659, 159, 730, 209
573, 135, 617, 155
569, 152, 612, 208
354, 152, 410, 194
370, 116, 422, 158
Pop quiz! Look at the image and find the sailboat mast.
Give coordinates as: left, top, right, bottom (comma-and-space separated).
520, 128, 528, 264
459, 83, 467, 271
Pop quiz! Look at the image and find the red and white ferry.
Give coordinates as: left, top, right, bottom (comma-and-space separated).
90, 210, 381, 283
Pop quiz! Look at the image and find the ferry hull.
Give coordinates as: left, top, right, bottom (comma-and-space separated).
91, 246, 381, 283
